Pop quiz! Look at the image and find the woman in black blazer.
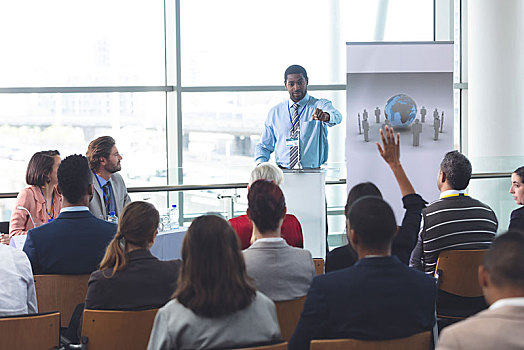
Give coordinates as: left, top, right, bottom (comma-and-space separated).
85, 201, 181, 310
509, 166, 524, 232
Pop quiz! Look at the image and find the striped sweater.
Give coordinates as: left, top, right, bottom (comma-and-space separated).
413, 195, 498, 275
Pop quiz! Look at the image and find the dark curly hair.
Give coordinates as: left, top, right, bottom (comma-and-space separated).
57, 154, 92, 204
247, 179, 286, 233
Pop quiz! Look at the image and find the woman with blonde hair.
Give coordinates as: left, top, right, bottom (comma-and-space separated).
85, 201, 180, 310
148, 215, 281, 350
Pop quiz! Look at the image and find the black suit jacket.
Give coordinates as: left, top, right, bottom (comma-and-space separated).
288, 256, 436, 350
325, 194, 426, 272
23, 210, 116, 274
85, 249, 181, 310
509, 207, 524, 233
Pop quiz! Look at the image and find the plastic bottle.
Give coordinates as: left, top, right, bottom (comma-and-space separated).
169, 205, 179, 229
107, 211, 118, 224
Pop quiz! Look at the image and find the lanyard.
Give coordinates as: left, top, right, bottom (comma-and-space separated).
94, 172, 111, 212
441, 193, 468, 199
39, 188, 55, 220
288, 98, 310, 129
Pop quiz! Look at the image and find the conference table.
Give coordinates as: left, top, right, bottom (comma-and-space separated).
150, 227, 187, 260
8, 227, 188, 261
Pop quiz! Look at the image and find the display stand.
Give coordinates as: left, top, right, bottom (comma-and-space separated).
280, 169, 326, 259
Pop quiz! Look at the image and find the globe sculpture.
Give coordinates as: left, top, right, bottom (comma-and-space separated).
384, 94, 417, 127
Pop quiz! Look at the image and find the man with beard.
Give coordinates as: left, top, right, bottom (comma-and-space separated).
86, 136, 131, 220
255, 65, 342, 169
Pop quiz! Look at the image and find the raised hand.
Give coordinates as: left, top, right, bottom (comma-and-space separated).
376, 125, 400, 167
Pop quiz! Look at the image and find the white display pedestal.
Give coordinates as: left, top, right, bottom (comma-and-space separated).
280, 169, 326, 259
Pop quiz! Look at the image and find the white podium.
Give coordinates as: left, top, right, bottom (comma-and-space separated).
280, 169, 326, 259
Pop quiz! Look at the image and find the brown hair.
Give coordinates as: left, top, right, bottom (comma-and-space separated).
25, 150, 60, 187
99, 201, 160, 277
86, 136, 115, 172
174, 215, 256, 318
247, 179, 286, 233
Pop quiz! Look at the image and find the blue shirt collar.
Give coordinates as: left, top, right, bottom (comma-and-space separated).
288, 93, 310, 108
94, 172, 109, 187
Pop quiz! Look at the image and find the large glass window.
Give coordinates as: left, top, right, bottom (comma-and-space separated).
0, 92, 167, 220
0, 0, 166, 87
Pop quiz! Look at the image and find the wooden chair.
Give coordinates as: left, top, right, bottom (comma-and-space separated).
34, 274, 90, 327
0, 311, 60, 350
237, 342, 288, 349
81, 308, 158, 350
313, 258, 324, 275
274, 296, 306, 341
310, 331, 431, 350
434, 249, 487, 298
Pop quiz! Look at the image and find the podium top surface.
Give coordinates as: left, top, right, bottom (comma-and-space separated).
281, 168, 326, 174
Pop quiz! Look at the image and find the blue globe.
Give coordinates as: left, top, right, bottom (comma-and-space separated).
384, 94, 417, 127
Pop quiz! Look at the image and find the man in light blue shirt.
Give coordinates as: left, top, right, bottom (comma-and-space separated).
255, 65, 342, 169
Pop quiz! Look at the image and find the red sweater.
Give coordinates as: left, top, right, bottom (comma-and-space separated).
229, 214, 304, 250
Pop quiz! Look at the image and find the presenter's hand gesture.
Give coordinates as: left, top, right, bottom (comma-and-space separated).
377, 125, 401, 167
312, 108, 330, 122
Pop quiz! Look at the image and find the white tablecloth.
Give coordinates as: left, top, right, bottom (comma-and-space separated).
150, 227, 188, 260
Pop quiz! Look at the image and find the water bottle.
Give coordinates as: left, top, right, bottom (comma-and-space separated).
107, 211, 118, 224
169, 205, 179, 229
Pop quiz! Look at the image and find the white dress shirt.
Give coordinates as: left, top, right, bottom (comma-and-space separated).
490, 297, 524, 310
0, 244, 38, 316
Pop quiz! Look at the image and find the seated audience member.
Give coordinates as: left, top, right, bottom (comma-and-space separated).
509, 166, 524, 232
0, 244, 37, 316
1, 150, 62, 245
229, 163, 303, 249
289, 197, 436, 350
86, 136, 131, 220
243, 180, 315, 301
410, 150, 498, 274
326, 126, 426, 272
437, 231, 524, 350
409, 150, 497, 317
147, 215, 281, 350
85, 201, 181, 310
23, 155, 117, 274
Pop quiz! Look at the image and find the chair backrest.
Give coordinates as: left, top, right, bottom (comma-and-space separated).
34, 274, 90, 327
310, 331, 431, 350
0, 312, 60, 350
274, 296, 306, 341
313, 258, 324, 275
434, 249, 487, 297
237, 342, 288, 350
81, 308, 159, 350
